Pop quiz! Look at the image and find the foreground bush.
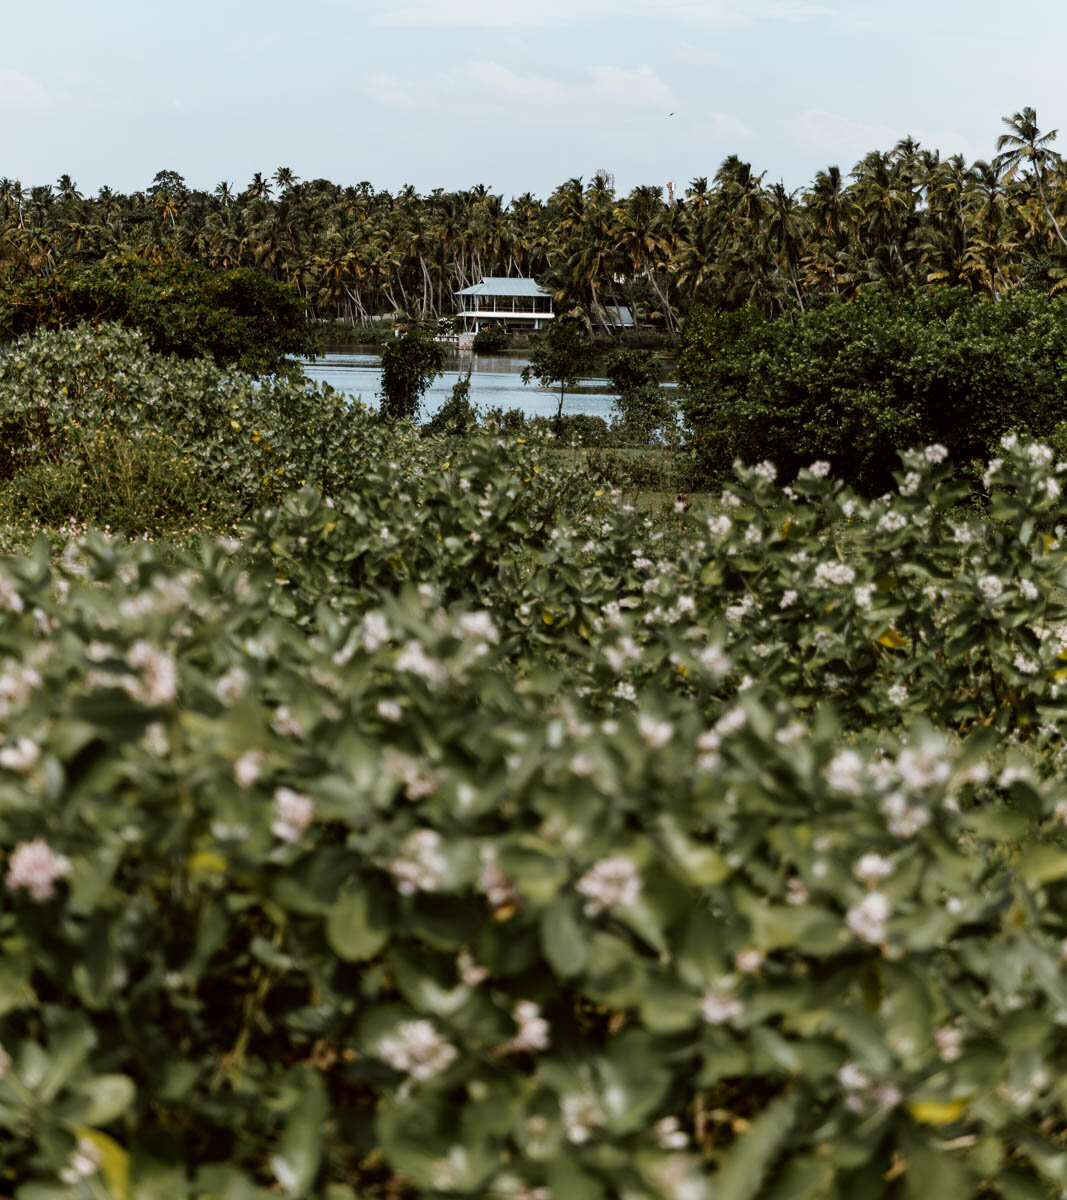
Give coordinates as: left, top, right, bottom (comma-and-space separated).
680, 288, 1067, 493
6, 437, 1067, 1195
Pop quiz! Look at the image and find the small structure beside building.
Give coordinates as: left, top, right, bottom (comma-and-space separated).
455, 277, 554, 334
601, 305, 635, 331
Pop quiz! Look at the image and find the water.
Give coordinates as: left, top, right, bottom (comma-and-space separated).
302, 345, 620, 421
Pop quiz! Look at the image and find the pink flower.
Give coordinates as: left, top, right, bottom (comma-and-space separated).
6, 839, 72, 901
271, 788, 314, 843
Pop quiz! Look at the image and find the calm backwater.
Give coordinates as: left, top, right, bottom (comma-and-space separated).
303, 345, 620, 421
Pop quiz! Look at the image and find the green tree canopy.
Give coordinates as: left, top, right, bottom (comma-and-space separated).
0, 256, 318, 374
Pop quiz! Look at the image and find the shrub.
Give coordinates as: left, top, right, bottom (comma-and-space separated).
679, 289, 1067, 493
380, 329, 447, 421
472, 324, 510, 353
0, 256, 319, 375
0, 323, 399, 534
5, 435, 1067, 1195
424, 373, 478, 436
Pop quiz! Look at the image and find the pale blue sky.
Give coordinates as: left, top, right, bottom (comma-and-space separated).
2, 0, 1062, 199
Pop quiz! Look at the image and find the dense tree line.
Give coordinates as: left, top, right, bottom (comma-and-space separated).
2, 108, 1067, 331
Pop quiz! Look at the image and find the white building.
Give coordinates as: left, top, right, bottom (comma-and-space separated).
455, 277, 554, 334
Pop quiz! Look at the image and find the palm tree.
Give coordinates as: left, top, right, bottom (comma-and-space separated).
994, 107, 1067, 250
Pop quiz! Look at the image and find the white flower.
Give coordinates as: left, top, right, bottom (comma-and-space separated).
934, 1025, 963, 1063
396, 640, 448, 684
841, 499, 858, 519
1013, 654, 1039, 675
853, 853, 893, 886
812, 561, 855, 588
125, 641, 178, 705
809, 460, 831, 478
603, 637, 642, 673
1046, 477, 1061, 500
0, 576, 24, 614
744, 524, 762, 545
1001, 433, 1018, 452
458, 611, 499, 644
457, 949, 489, 987
1018, 578, 1039, 601
775, 721, 806, 746
786, 876, 809, 906
506, 1000, 551, 1052
699, 643, 731, 677
924, 444, 948, 464
234, 749, 266, 788
715, 707, 747, 736
361, 612, 391, 652
0, 737, 39, 773
734, 947, 764, 974
638, 714, 673, 748
854, 584, 874, 611
478, 845, 520, 910
825, 750, 865, 796
982, 458, 1003, 488
576, 856, 641, 916
271, 788, 314, 843
379, 1020, 458, 1081
215, 666, 248, 705
720, 489, 742, 509
701, 986, 743, 1025
977, 575, 1003, 601
653, 1116, 689, 1150
877, 511, 907, 533
707, 514, 732, 538
753, 460, 777, 482
377, 699, 404, 722
838, 1063, 872, 1093
561, 1092, 603, 1144
897, 472, 922, 496
613, 681, 638, 704
391, 829, 448, 895
881, 790, 931, 838
1028, 442, 1053, 465
887, 683, 908, 706
779, 589, 798, 609
59, 1135, 103, 1184
5, 839, 71, 901
846, 891, 890, 944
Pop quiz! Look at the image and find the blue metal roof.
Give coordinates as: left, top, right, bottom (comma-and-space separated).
455, 277, 551, 298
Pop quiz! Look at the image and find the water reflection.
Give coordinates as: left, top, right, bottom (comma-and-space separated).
302, 345, 620, 421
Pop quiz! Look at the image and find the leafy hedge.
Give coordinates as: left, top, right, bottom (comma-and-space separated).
679, 289, 1067, 493
7, 416, 1067, 1196
0, 324, 398, 537
0, 258, 319, 375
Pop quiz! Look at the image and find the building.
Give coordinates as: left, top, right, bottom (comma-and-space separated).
455, 277, 554, 334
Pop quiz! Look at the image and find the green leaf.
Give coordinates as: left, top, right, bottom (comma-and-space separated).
65, 1074, 136, 1125
325, 885, 388, 962
540, 897, 588, 976
1018, 844, 1067, 886
270, 1069, 328, 1197
715, 1092, 798, 1200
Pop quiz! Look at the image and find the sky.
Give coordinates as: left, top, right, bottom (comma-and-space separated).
3, 0, 1066, 201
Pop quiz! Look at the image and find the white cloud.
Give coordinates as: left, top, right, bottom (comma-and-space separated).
786, 109, 902, 159
0, 68, 54, 113
371, 0, 831, 28
365, 72, 420, 111
785, 109, 972, 168
365, 61, 678, 116
709, 112, 753, 142
674, 41, 726, 68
